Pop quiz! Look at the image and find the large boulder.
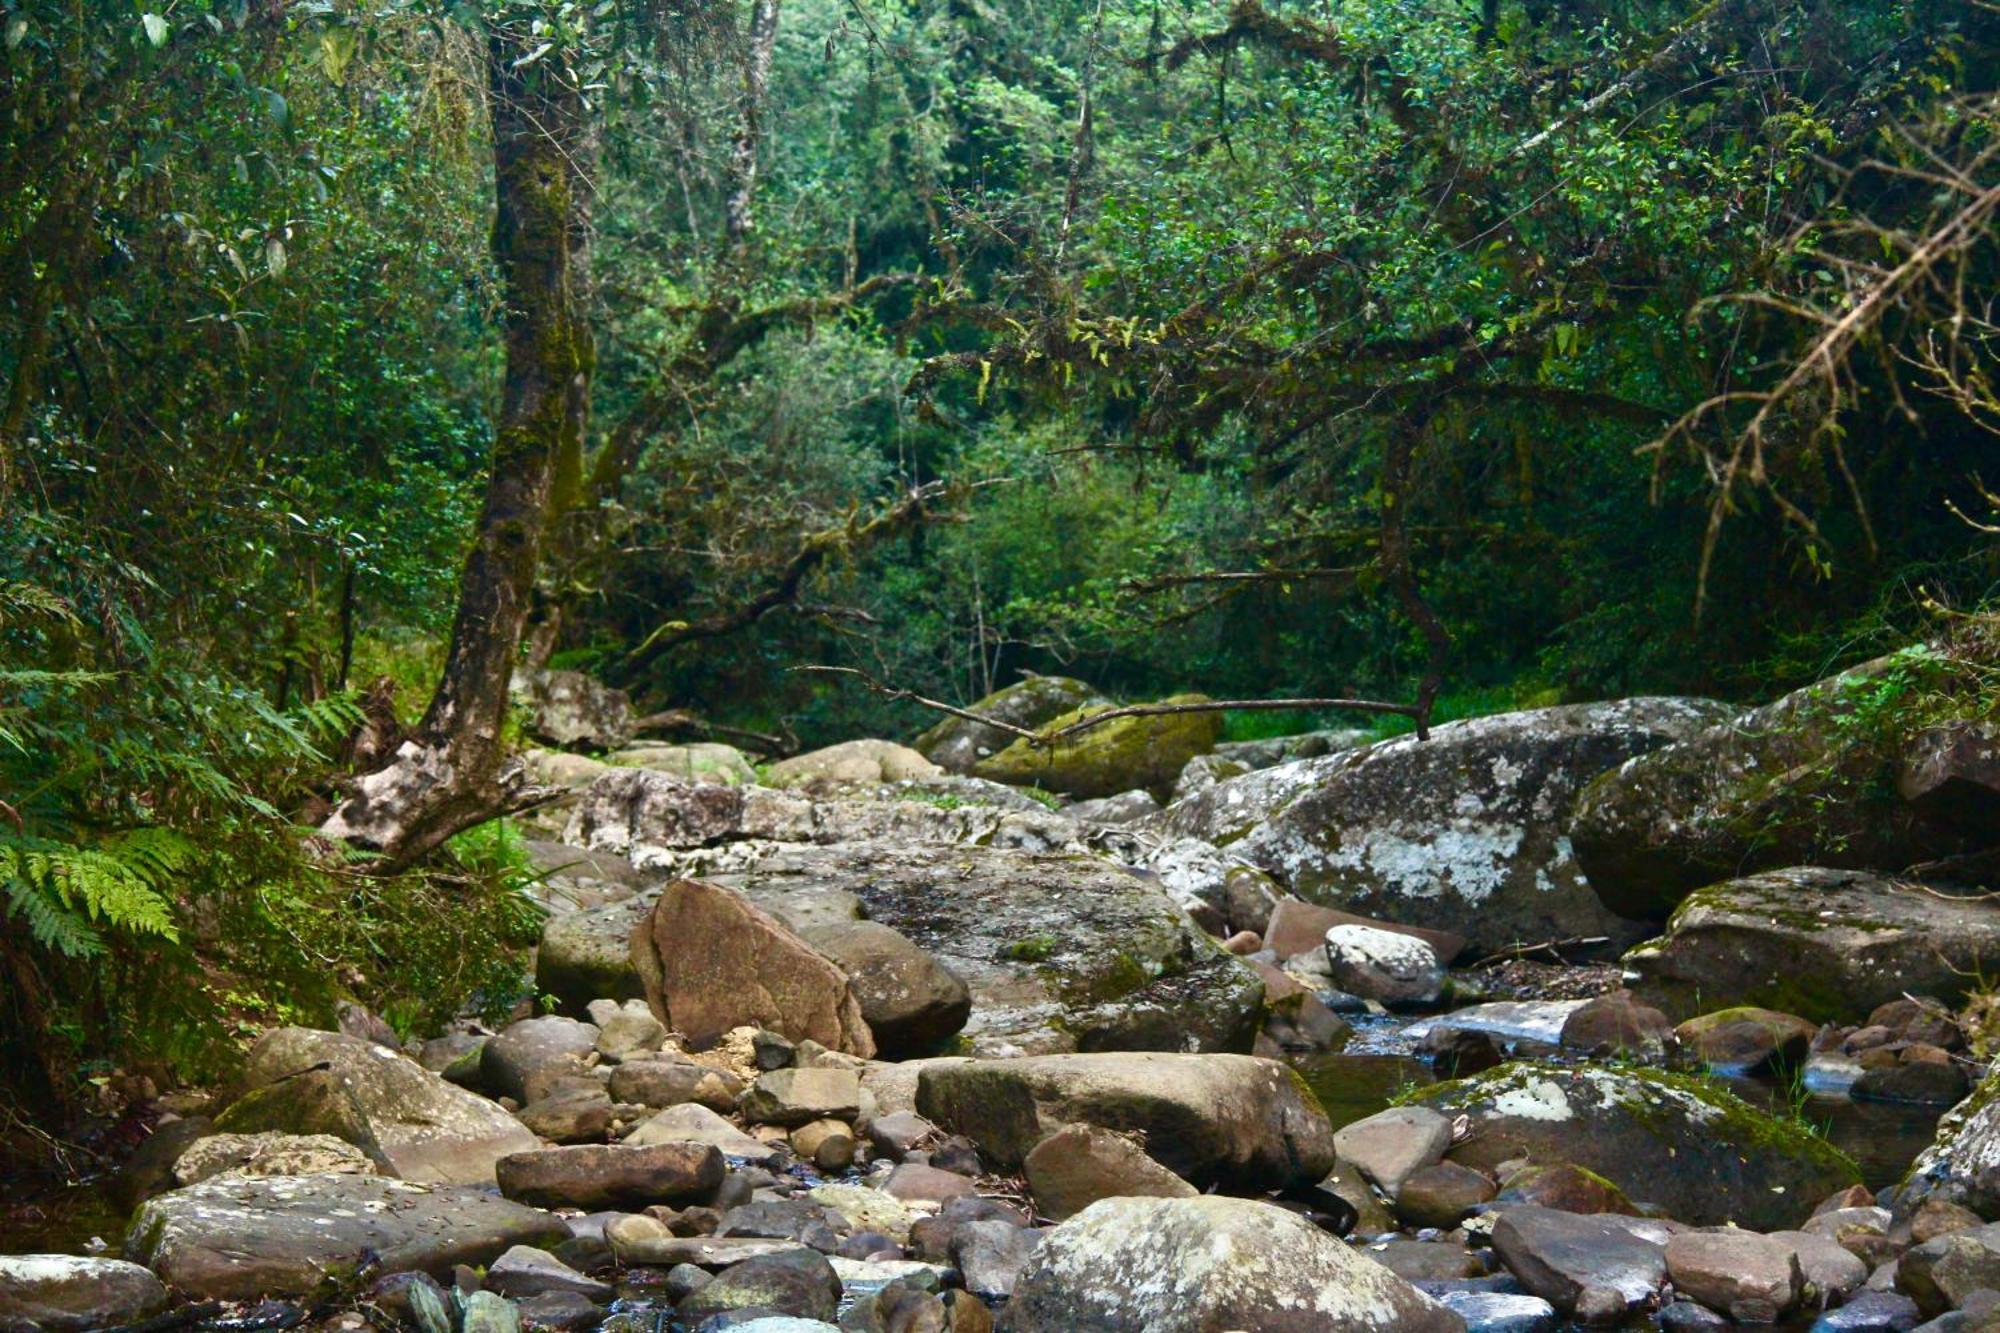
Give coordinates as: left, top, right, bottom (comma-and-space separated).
608, 741, 758, 785
211, 1027, 539, 1185
1004, 1195, 1465, 1332
765, 739, 941, 790
1162, 699, 1731, 954
631, 878, 875, 1057
0, 1257, 168, 1332
973, 694, 1222, 800
1413, 1063, 1859, 1230
798, 920, 971, 1057
1903, 1067, 2000, 1216
495, 1142, 724, 1209
1572, 650, 2000, 918
1622, 867, 2000, 1023
915, 1052, 1335, 1191
123, 1174, 568, 1300
915, 676, 1107, 774
517, 669, 632, 750
571, 841, 1262, 1057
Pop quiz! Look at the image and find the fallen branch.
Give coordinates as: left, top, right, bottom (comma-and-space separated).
1467, 936, 1613, 968
630, 707, 795, 756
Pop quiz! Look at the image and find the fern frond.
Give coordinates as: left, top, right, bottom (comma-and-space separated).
294, 692, 368, 741
2, 838, 181, 943
2, 877, 105, 959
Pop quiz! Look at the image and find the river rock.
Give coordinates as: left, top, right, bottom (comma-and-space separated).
676, 1248, 842, 1323
1676, 1007, 1817, 1073
766, 740, 941, 790
610, 741, 757, 785
915, 1052, 1335, 1190
1263, 897, 1465, 966
632, 878, 876, 1057
1064, 789, 1163, 825
1624, 868, 2000, 1023
124, 1173, 568, 1300
589, 997, 668, 1060
914, 676, 1106, 773
1430, 1290, 1559, 1333
1323, 923, 1446, 1004
211, 1027, 539, 1184
481, 1015, 601, 1103
172, 1131, 376, 1185
1489, 1206, 1669, 1322
741, 1067, 862, 1127
519, 669, 632, 750
1896, 1221, 2000, 1317
1666, 1230, 1803, 1322
1557, 991, 1673, 1058
798, 921, 971, 1057
496, 1142, 724, 1209
1004, 1194, 1465, 1331
1333, 1106, 1452, 1198
1571, 654, 1998, 918
609, 1056, 745, 1112
1022, 1124, 1198, 1221
973, 694, 1223, 800
1415, 1063, 1860, 1229
0, 1256, 168, 1332
485, 1244, 615, 1301
1397, 1161, 1500, 1229
1172, 752, 1251, 803
1162, 698, 1729, 955
626, 1103, 777, 1159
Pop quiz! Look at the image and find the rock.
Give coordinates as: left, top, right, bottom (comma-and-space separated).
1171, 752, 1251, 803
1494, 1164, 1636, 1216
611, 741, 758, 786
608, 1057, 745, 1112
1624, 869, 2000, 1023
1676, 1007, 1818, 1073
741, 1067, 862, 1128
1899, 722, 2000, 830
633, 879, 875, 1057
1897, 1222, 2000, 1317
627, 1103, 778, 1159
720, 1200, 845, 1251
1023, 1124, 1197, 1221
1488, 1205, 1670, 1322
1571, 656, 1996, 917
1398, 1162, 1499, 1229
172, 1131, 377, 1185
1913, 1200, 1988, 1244
0, 1256, 168, 1332
1414, 1063, 1859, 1230
867, 1110, 936, 1160
914, 677, 1107, 774
515, 1289, 604, 1330
610, 842, 1262, 1057
1430, 1289, 1559, 1333
496, 1143, 724, 1209
519, 669, 632, 750
676, 1248, 842, 1324
1666, 1230, 1803, 1322
589, 998, 668, 1060
1163, 699, 1728, 955
1855, 1060, 1973, 1106
605, 1214, 806, 1267
808, 1185, 919, 1244
1811, 1289, 1923, 1330
1064, 789, 1163, 825
516, 1085, 615, 1144
1360, 1237, 1482, 1282
797, 921, 971, 1058
1323, 924, 1446, 1005
124, 1174, 568, 1301
790, 1119, 856, 1171
766, 741, 942, 791
1418, 1026, 1505, 1077
1215, 727, 1373, 769
1004, 1195, 1464, 1332
950, 1219, 1039, 1299
973, 694, 1223, 800
523, 748, 615, 795
212, 1027, 540, 1185
485, 1245, 614, 1301
538, 895, 654, 1013
1334, 1106, 1453, 1199
1769, 1229, 1870, 1301
1558, 992, 1673, 1058
916, 1052, 1336, 1191
1263, 897, 1465, 966
482, 1016, 601, 1104
1403, 1001, 1585, 1050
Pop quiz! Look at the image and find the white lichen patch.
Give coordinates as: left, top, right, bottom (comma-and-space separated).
1488, 1076, 1574, 1122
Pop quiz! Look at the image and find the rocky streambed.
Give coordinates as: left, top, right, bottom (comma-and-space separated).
8, 664, 2000, 1333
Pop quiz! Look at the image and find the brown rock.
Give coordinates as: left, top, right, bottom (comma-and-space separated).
1559, 992, 1672, 1057
1023, 1124, 1197, 1222
798, 920, 971, 1058
1912, 1198, 1986, 1244
1395, 1161, 1496, 1229
1261, 898, 1464, 966
1814, 1184, 1877, 1215
495, 1142, 724, 1209
631, 879, 874, 1057
884, 1162, 979, 1205
1495, 1163, 1636, 1215
1222, 931, 1261, 955
607, 1058, 745, 1113
1665, 1230, 1803, 1323
1675, 1007, 1817, 1074
790, 1120, 856, 1172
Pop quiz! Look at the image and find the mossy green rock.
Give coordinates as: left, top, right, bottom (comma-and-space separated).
1415, 1062, 1858, 1230
916, 675, 1107, 774
973, 693, 1222, 799
1623, 867, 2000, 1023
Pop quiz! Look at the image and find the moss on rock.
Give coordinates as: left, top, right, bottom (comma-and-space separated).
973, 694, 1222, 800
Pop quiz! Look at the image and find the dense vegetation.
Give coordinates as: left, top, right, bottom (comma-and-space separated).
3, 0, 1998, 1109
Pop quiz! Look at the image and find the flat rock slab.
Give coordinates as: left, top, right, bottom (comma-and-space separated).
123, 1174, 568, 1301
0, 1256, 168, 1332
1489, 1205, 1670, 1319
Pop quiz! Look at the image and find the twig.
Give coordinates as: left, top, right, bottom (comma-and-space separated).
1468, 936, 1612, 968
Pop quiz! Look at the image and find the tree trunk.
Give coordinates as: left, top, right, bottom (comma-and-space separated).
321, 29, 596, 867
724, 0, 782, 248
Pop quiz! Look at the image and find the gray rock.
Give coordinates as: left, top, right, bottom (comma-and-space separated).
123, 1173, 568, 1300
1005, 1195, 1464, 1331
1624, 868, 2000, 1023
626, 1102, 778, 1159
1214, 728, 1373, 769
950, 1218, 1039, 1299
496, 1142, 724, 1209
609, 1057, 745, 1112
916, 1052, 1335, 1191
799, 921, 971, 1058
1431, 1290, 1559, 1333
514, 1290, 605, 1331
1323, 924, 1446, 1005
741, 1067, 862, 1128
1333, 1106, 1452, 1199
1064, 789, 1163, 825
515, 1085, 615, 1143
1489, 1206, 1669, 1321
1171, 752, 1251, 804
914, 676, 1107, 774
482, 1016, 602, 1104
609, 741, 757, 786
589, 997, 668, 1060
1896, 1221, 2000, 1317
766, 740, 941, 791
0, 1256, 168, 1332
676, 1248, 842, 1324
1665, 1229, 1803, 1323
519, 669, 632, 750
1163, 699, 1729, 954
1810, 1289, 1922, 1330
485, 1244, 615, 1301
172, 1131, 376, 1185
211, 1027, 539, 1185
1023, 1123, 1197, 1221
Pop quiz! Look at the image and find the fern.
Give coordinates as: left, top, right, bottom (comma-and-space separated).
1, 833, 183, 947
2, 877, 104, 959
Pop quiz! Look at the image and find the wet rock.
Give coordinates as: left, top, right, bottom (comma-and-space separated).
1676, 1007, 1817, 1074
1334, 1106, 1452, 1199
1163, 699, 1725, 954
172, 1131, 376, 1185
1416, 1063, 1859, 1230
973, 693, 1222, 800
1005, 1194, 1464, 1332
124, 1174, 568, 1300
1904, 1066, 2000, 1217
1430, 1289, 1559, 1333
515, 1289, 604, 1330
1666, 1229, 1803, 1322
634, 879, 875, 1057
0, 1256, 168, 1332
768, 740, 942, 792
1417, 1028, 1507, 1078
798, 921, 971, 1058
1489, 1206, 1670, 1323
1399, 1162, 1499, 1229
1624, 869, 2000, 1023
1656, 1302, 1729, 1331
1810, 1289, 1923, 1330
1897, 1222, 2000, 1316
1854, 1059, 1972, 1106
211, 1027, 539, 1185
609, 1057, 746, 1112
1323, 924, 1446, 1005
1558, 992, 1672, 1059
485, 1244, 614, 1301
915, 677, 1107, 774
1362, 1237, 1483, 1282
1023, 1123, 1197, 1221
915, 1052, 1335, 1191
677, 1248, 843, 1324
741, 1067, 862, 1127
496, 1143, 724, 1209
519, 669, 632, 750
482, 1016, 602, 1104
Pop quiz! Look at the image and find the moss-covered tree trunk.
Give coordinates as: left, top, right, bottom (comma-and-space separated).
322, 28, 596, 867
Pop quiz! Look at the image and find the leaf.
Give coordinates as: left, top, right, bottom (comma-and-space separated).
320, 28, 359, 85
141, 13, 168, 46
513, 41, 554, 69
5, 16, 27, 48
264, 237, 287, 277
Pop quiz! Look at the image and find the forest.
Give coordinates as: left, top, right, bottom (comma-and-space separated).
4, 0, 2000, 1329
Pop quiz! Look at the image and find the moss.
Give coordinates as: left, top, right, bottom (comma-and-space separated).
1621, 1067, 1858, 1173
972, 693, 1223, 799
1001, 934, 1058, 963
